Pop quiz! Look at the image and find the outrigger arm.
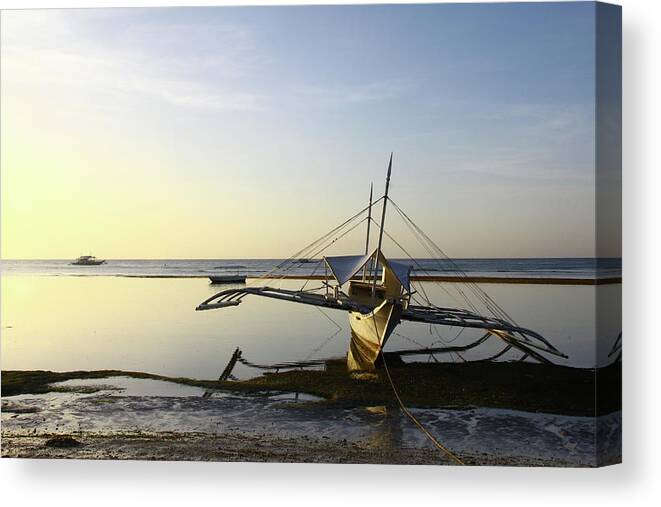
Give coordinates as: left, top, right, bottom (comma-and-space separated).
196, 286, 567, 363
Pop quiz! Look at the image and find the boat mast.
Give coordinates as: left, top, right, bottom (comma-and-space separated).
362, 183, 373, 281
372, 153, 392, 299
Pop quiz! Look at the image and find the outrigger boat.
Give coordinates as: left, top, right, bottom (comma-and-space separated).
197, 155, 566, 372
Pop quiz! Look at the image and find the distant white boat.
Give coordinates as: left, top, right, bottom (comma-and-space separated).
71, 255, 106, 266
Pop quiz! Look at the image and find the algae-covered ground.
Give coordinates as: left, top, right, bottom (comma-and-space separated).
1, 361, 622, 465
2, 359, 621, 416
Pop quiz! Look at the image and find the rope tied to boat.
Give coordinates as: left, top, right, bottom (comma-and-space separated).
366, 313, 465, 465
379, 351, 465, 466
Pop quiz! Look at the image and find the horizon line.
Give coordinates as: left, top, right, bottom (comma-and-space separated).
0, 256, 623, 261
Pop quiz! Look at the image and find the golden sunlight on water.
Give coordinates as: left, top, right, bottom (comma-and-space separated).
0, 276, 349, 378
1, 275, 621, 377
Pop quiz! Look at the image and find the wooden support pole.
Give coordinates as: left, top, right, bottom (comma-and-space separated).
202, 347, 242, 398
219, 347, 242, 381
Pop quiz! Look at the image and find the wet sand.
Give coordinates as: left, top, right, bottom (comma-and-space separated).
1, 368, 622, 466
1, 432, 578, 466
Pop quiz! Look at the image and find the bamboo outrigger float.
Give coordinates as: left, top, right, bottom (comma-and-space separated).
196, 155, 566, 371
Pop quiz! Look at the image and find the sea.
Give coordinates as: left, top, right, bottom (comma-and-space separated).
1, 257, 621, 376
0, 257, 621, 280
1, 258, 621, 465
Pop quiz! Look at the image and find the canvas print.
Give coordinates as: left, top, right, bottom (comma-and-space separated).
1, 2, 621, 466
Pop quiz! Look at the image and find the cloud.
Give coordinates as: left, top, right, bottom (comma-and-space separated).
295, 79, 416, 106
1, 10, 264, 112
395, 98, 595, 186
440, 157, 594, 186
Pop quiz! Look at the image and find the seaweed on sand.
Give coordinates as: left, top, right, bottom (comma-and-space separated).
1, 360, 621, 417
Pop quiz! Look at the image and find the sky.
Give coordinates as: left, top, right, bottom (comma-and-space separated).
0, 3, 620, 259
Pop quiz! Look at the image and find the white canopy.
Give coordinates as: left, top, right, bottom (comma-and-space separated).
324, 252, 374, 286
387, 259, 412, 293
324, 250, 412, 293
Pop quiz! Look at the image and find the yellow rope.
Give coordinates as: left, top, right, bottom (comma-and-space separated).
380, 353, 465, 466
367, 314, 464, 465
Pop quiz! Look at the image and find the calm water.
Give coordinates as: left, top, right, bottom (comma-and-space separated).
1, 266, 621, 376
0, 257, 621, 279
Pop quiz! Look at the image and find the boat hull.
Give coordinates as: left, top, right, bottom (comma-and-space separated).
347, 300, 401, 372
209, 275, 247, 284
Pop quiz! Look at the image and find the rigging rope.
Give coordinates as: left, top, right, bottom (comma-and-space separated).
302, 307, 344, 361
368, 218, 471, 311
394, 199, 515, 321
387, 211, 484, 315
245, 198, 383, 288
262, 216, 370, 289
389, 198, 518, 325
300, 255, 323, 291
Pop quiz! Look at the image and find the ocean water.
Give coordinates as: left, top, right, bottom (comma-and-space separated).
0, 257, 621, 280
1, 261, 622, 464
1, 272, 621, 376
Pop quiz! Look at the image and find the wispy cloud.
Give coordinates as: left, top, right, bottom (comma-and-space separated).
440, 157, 594, 186
295, 79, 416, 106
492, 102, 592, 130
1, 11, 265, 112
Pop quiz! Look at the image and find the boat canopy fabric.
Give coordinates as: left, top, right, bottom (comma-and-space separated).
324, 252, 374, 286
324, 250, 412, 293
387, 259, 412, 293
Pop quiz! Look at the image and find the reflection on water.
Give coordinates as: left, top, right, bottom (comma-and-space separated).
1, 275, 621, 377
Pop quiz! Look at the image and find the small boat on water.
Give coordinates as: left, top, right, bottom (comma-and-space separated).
71, 255, 106, 266
209, 275, 247, 284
